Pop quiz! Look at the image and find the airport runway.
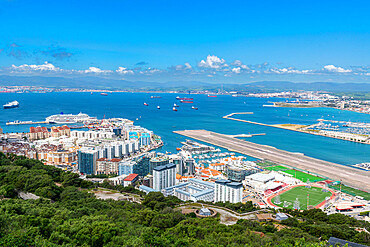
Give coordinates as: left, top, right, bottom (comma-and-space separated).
174, 129, 370, 192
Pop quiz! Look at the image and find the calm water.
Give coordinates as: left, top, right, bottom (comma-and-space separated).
1, 92, 369, 166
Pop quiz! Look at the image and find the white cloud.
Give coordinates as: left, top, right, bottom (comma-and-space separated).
116, 67, 134, 75
84, 67, 112, 74
10, 62, 61, 72
323, 65, 352, 73
198, 55, 227, 69
184, 63, 192, 69
231, 60, 243, 66
232, 67, 241, 74
267, 67, 311, 74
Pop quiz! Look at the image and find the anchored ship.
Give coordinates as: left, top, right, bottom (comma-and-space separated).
3, 100, 19, 109
176, 96, 193, 100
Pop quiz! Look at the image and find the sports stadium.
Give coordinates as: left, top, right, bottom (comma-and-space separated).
266, 184, 337, 210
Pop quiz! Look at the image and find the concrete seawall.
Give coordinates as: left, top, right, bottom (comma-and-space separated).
174, 129, 370, 192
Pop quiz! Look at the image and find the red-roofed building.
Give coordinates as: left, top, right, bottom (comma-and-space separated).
336, 202, 365, 211
28, 126, 51, 140
51, 125, 71, 138
123, 173, 138, 186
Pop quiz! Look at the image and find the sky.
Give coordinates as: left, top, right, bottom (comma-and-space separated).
0, 0, 369, 83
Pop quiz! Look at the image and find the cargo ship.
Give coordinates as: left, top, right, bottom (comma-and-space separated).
3, 100, 19, 109
176, 96, 193, 100
143, 102, 149, 106
207, 95, 217, 97
180, 100, 193, 103
192, 106, 198, 110
151, 96, 162, 98
173, 103, 179, 107
101, 93, 108, 96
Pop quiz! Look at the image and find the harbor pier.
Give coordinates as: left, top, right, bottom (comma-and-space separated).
174, 129, 370, 192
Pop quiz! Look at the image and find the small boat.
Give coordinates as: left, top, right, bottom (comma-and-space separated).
192, 106, 198, 110
174, 103, 179, 107
173, 107, 177, 111
157, 106, 160, 109
208, 95, 217, 97
144, 102, 149, 106
101, 93, 108, 96
176, 147, 181, 151
91, 92, 93, 95
3, 100, 19, 109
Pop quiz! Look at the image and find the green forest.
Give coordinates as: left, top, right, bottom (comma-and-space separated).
0, 152, 369, 246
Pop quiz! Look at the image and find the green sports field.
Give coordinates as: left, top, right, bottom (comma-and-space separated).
281, 170, 325, 182
271, 186, 332, 210
265, 165, 289, 171
265, 165, 325, 182
329, 184, 370, 201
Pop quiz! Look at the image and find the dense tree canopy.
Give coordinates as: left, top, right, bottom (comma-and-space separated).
0, 152, 369, 246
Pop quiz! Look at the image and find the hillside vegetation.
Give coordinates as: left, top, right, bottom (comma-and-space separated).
0, 152, 369, 246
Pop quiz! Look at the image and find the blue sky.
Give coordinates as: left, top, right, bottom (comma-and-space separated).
0, 0, 369, 83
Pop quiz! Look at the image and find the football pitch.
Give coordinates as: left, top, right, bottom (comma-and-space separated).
265, 165, 289, 171
271, 186, 332, 210
281, 170, 325, 182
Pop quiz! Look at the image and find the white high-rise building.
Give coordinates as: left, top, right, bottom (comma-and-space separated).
153, 163, 176, 191
214, 179, 243, 203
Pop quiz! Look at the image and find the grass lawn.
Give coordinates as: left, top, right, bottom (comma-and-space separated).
281, 169, 325, 182
329, 184, 370, 201
265, 165, 289, 171
256, 160, 277, 168
272, 186, 332, 210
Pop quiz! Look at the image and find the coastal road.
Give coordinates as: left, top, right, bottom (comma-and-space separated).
174, 129, 370, 192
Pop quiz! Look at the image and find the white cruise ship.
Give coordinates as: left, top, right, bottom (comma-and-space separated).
46, 113, 97, 124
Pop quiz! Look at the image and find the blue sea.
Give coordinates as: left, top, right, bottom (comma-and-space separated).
1, 92, 369, 166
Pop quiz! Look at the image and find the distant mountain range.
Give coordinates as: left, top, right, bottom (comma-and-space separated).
0, 75, 369, 92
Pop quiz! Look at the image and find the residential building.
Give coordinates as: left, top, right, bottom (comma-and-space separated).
214, 179, 243, 203
50, 126, 71, 138
153, 163, 176, 191
149, 156, 169, 174
78, 148, 99, 175
29, 126, 50, 141
96, 158, 121, 175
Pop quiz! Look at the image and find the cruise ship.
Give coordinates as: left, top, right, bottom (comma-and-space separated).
3, 100, 19, 109
46, 113, 97, 124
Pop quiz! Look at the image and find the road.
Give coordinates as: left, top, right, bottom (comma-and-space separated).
174, 129, 370, 192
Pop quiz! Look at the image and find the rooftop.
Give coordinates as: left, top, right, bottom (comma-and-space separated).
246, 173, 275, 183
123, 173, 138, 181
